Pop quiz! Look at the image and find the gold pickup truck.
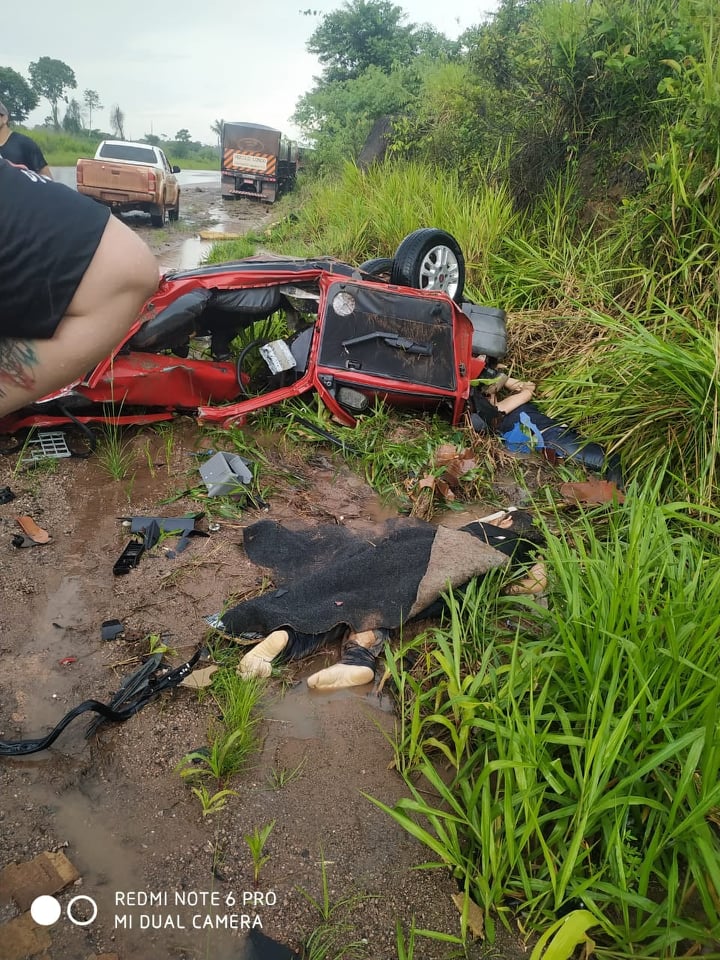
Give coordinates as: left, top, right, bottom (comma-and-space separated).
76, 140, 181, 226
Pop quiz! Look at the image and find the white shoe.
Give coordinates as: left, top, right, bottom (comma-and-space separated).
237, 629, 290, 679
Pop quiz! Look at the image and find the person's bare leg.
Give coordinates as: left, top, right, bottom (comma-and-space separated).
0, 216, 158, 417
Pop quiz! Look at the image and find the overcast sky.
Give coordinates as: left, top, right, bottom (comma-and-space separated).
3, 0, 496, 145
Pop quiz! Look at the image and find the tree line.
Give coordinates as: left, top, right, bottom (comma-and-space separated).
293, 0, 716, 214
0, 57, 213, 159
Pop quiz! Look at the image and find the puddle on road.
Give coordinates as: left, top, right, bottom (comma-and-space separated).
159, 221, 241, 273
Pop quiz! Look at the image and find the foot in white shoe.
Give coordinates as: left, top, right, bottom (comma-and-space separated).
237, 629, 290, 679
307, 662, 375, 690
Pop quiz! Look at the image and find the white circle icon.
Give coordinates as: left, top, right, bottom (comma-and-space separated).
67, 894, 98, 926
30, 895, 62, 926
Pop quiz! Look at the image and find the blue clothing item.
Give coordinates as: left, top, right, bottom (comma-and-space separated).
501, 411, 546, 453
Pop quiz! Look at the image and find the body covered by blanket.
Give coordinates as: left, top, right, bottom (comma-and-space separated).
219, 517, 513, 638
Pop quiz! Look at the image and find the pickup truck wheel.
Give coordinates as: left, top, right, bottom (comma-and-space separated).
168, 201, 180, 222
390, 228, 465, 302
150, 205, 166, 228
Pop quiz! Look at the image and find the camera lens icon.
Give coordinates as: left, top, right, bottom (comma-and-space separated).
30, 894, 98, 927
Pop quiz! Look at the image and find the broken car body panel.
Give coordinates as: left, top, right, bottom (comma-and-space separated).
0, 247, 493, 435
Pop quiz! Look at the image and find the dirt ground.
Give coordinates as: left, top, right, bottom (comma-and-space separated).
0, 184, 530, 960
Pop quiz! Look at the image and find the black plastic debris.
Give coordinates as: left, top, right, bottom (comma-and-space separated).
0, 648, 203, 756
113, 539, 145, 575
117, 514, 209, 560
101, 619, 125, 641
0, 486, 15, 504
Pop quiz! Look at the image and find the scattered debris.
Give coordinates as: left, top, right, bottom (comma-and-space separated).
58, 657, 77, 667
20, 430, 71, 465
11, 516, 51, 548
198, 229, 244, 241
0, 649, 203, 755
115, 514, 209, 565
100, 619, 125, 642
0, 850, 79, 911
112, 538, 145, 576
200, 451, 253, 497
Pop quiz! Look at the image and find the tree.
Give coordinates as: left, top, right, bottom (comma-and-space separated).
0, 66, 38, 122
308, 0, 416, 83
293, 63, 415, 171
62, 97, 83, 134
28, 57, 76, 130
110, 104, 125, 139
174, 129, 191, 142
210, 118, 224, 151
83, 89, 102, 132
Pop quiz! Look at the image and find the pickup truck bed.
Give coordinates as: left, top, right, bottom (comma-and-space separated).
76, 141, 181, 226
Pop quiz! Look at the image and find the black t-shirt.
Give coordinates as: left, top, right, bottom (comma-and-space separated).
0, 131, 48, 172
0, 158, 110, 338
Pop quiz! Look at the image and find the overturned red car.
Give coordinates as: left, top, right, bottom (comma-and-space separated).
0, 229, 507, 435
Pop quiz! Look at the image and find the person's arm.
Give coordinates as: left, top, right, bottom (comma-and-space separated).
495, 378, 536, 414
29, 140, 51, 178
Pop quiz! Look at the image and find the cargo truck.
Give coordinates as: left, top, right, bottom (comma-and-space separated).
221, 122, 297, 203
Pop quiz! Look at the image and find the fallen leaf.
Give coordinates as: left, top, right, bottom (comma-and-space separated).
559, 480, 625, 505
451, 892, 485, 939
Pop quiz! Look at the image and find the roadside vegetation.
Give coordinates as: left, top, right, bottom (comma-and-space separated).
204, 0, 720, 956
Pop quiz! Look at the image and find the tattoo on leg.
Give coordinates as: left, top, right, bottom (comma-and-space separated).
0, 339, 38, 399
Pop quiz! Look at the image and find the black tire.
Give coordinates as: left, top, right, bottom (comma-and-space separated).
150, 205, 166, 228
357, 257, 393, 281
168, 199, 180, 222
390, 228, 465, 302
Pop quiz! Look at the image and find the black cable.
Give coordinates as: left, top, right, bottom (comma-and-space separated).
56, 404, 97, 457
0, 648, 203, 756
236, 338, 271, 397
292, 413, 363, 457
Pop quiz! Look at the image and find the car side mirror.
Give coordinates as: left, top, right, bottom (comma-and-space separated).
172, 165, 181, 174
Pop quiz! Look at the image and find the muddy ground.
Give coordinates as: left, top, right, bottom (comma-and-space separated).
0, 183, 530, 960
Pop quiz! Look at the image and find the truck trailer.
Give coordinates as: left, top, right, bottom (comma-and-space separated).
221, 122, 297, 203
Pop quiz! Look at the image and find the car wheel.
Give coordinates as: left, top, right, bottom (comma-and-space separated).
168, 200, 180, 222
357, 257, 393, 281
390, 228, 465, 302
150, 205, 166, 228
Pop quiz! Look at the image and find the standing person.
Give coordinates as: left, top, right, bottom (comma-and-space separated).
0, 101, 52, 177
0, 158, 159, 417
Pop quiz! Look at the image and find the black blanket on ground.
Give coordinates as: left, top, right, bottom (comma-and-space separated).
219, 517, 513, 637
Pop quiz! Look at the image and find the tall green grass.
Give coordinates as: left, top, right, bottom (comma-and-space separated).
372, 482, 720, 956
542, 301, 720, 505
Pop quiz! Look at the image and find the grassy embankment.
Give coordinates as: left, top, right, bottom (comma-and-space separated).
204, 149, 720, 958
